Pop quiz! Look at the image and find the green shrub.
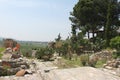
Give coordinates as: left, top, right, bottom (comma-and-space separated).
110, 36, 120, 58
35, 47, 54, 60
0, 47, 5, 59
112, 51, 120, 59
96, 59, 107, 68
80, 54, 89, 66
110, 36, 120, 50
0, 53, 3, 59
0, 47, 5, 53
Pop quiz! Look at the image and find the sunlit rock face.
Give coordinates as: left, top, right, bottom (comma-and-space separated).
46, 67, 120, 80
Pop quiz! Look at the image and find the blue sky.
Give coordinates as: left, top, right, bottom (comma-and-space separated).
0, 0, 78, 41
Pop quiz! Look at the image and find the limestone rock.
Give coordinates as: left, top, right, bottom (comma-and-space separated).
105, 66, 113, 70
46, 67, 120, 80
20, 65, 27, 69
11, 54, 21, 59
2, 54, 12, 60
0, 60, 2, 66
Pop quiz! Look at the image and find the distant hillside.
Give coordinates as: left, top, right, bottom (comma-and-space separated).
18, 41, 48, 55
0, 37, 49, 48
0, 37, 3, 47
0, 37, 3, 41
18, 41, 48, 47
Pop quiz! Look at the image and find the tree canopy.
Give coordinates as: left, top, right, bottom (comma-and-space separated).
70, 0, 120, 47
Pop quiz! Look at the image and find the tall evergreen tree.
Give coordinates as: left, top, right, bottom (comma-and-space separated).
105, 0, 120, 47
70, 0, 120, 46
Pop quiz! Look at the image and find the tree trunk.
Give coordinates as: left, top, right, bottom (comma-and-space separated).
105, 2, 112, 47
88, 31, 90, 39
92, 29, 95, 44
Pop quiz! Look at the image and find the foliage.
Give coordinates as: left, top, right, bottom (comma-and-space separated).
93, 38, 106, 51
112, 50, 120, 59
0, 47, 5, 53
55, 56, 83, 68
0, 70, 8, 76
35, 47, 54, 60
95, 59, 106, 68
57, 55, 106, 68
20, 41, 47, 57
0, 47, 5, 59
80, 54, 89, 66
105, 0, 119, 47
110, 36, 120, 50
0, 65, 12, 76
88, 60, 97, 67
59, 42, 69, 56
70, 0, 120, 48
0, 53, 3, 59
55, 33, 61, 42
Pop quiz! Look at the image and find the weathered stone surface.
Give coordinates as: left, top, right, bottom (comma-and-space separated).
46, 67, 120, 80
1, 59, 120, 80
0, 73, 42, 80
11, 54, 21, 59
105, 66, 113, 70
8, 67, 21, 75
20, 65, 27, 69
104, 58, 120, 70
103, 64, 107, 68
0, 57, 29, 76
2, 54, 12, 60
116, 68, 120, 76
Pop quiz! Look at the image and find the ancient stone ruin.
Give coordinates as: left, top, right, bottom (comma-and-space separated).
0, 39, 29, 76
0, 58, 29, 76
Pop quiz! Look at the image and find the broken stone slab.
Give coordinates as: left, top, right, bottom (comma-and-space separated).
103, 64, 107, 68
105, 66, 113, 70
15, 69, 26, 76
1, 60, 29, 68
44, 67, 58, 73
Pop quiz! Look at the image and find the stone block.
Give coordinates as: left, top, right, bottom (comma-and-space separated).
105, 66, 113, 70
15, 69, 26, 76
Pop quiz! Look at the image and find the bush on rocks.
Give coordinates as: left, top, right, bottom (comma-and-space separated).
110, 36, 120, 50
110, 36, 120, 58
80, 54, 89, 66
35, 47, 54, 61
89, 54, 99, 67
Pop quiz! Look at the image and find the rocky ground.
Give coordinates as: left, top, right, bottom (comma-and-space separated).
0, 58, 120, 80
0, 49, 120, 80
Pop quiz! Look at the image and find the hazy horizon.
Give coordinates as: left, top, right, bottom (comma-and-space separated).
0, 0, 78, 42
